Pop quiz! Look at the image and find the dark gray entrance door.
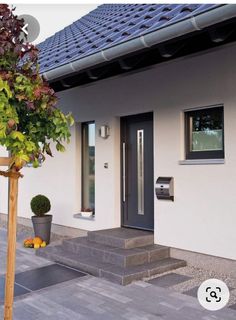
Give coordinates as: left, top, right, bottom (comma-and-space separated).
121, 112, 154, 231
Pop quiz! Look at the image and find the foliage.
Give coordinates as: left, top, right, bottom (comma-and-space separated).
0, 4, 74, 170
30, 194, 51, 216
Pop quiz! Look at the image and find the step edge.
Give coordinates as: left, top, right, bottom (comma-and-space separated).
62, 241, 169, 267
87, 232, 154, 245
63, 239, 168, 255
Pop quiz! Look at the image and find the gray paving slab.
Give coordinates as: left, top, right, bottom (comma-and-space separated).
13, 302, 44, 320
0, 244, 53, 276
229, 303, 236, 310
0, 277, 30, 303
0, 275, 236, 320
183, 285, 234, 299
15, 263, 86, 291
148, 273, 192, 288
183, 286, 199, 297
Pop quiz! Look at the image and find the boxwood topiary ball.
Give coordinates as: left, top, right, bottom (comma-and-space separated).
30, 195, 51, 217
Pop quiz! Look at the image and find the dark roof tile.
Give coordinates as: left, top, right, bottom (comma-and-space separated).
38, 3, 220, 74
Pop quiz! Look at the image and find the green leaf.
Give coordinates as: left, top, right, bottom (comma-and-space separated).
10, 131, 25, 142
25, 141, 36, 152
20, 154, 30, 162
56, 142, 65, 152
0, 78, 12, 98
67, 113, 75, 126
32, 160, 39, 168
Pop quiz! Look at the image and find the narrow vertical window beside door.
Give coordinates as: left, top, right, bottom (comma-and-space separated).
82, 122, 95, 212
137, 129, 144, 215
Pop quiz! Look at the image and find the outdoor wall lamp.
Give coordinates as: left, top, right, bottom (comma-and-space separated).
99, 125, 110, 139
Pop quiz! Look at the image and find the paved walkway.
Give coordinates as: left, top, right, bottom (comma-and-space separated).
1, 228, 236, 320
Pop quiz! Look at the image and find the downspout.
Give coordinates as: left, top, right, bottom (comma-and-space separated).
43, 4, 236, 82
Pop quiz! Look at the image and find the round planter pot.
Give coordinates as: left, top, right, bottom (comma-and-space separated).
31, 215, 52, 244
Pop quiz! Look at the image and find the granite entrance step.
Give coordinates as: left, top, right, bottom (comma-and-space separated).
62, 237, 170, 267
36, 228, 186, 285
87, 228, 154, 249
37, 245, 186, 285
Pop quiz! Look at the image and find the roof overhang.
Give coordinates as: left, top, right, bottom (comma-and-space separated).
42, 4, 236, 84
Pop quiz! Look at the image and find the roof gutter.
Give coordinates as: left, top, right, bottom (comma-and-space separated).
42, 4, 236, 82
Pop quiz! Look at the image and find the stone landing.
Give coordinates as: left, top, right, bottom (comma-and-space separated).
37, 228, 186, 285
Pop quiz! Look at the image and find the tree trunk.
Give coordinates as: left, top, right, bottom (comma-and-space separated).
4, 174, 19, 320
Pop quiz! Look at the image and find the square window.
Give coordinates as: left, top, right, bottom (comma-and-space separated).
185, 106, 224, 159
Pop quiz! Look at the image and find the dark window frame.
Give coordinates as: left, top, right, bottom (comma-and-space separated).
185, 106, 224, 160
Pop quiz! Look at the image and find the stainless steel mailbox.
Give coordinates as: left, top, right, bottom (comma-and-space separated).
155, 177, 174, 201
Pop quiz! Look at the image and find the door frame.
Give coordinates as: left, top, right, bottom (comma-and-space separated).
120, 112, 154, 231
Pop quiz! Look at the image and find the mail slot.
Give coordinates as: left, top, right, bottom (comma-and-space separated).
155, 177, 174, 201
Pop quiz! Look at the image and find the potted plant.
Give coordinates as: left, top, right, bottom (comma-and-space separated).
31, 195, 52, 244
80, 208, 94, 218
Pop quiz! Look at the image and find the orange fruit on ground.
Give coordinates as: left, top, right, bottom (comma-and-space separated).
34, 243, 40, 249
23, 238, 34, 248
40, 241, 46, 248
24, 238, 33, 244
33, 237, 43, 246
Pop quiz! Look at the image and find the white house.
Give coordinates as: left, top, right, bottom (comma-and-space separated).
1, 4, 236, 280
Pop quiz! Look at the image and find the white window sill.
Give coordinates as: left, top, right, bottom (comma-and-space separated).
179, 159, 225, 165
73, 213, 95, 221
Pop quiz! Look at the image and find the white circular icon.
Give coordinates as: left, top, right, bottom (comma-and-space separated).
197, 279, 230, 311
18, 14, 40, 43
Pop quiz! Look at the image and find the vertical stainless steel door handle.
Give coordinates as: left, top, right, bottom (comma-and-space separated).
122, 142, 126, 202
137, 129, 144, 215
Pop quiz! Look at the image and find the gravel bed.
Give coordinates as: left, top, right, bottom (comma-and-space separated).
145, 265, 236, 307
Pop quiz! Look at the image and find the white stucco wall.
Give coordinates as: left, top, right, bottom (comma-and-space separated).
1, 42, 236, 259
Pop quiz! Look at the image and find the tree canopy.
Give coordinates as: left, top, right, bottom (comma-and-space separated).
0, 4, 74, 171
